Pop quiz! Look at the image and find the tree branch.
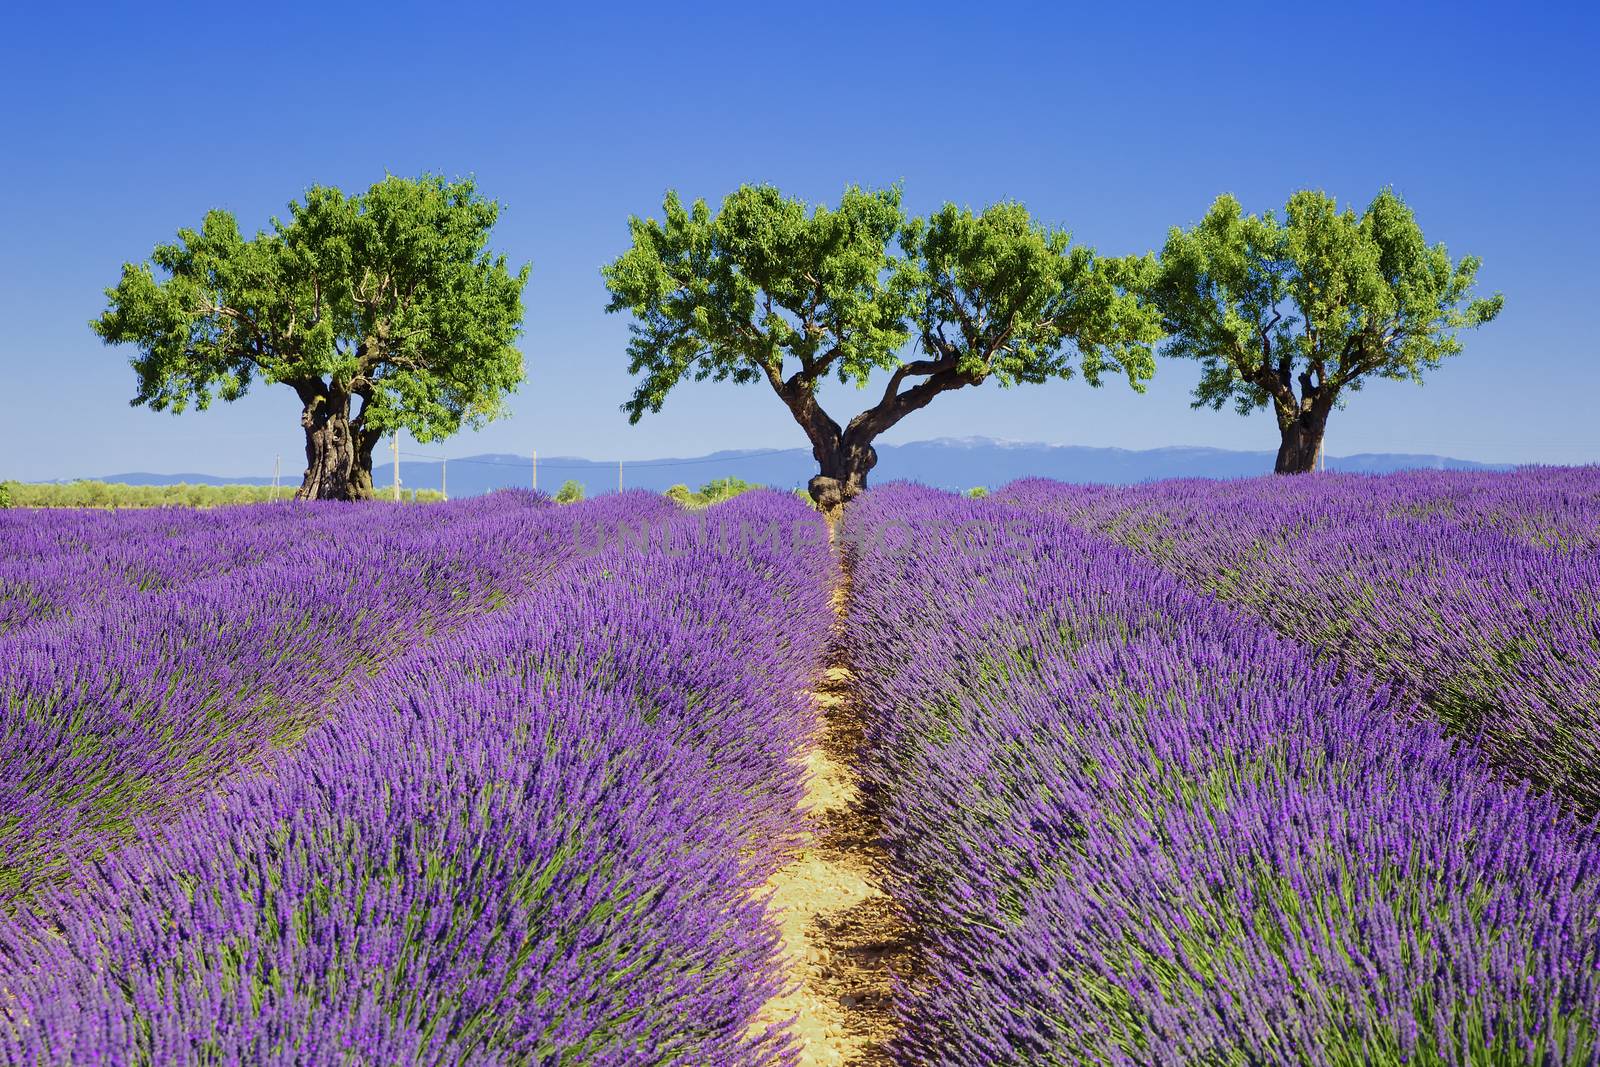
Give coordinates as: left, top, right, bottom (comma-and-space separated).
848, 361, 977, 445
205, 304, 273, 370
757, 354, 844, 465
875, 354, 960, 411
1329, 332, 1371, 388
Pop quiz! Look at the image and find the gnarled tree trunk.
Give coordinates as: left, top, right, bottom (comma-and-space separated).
1274, 409, 1328, 474
781, 382, 887, 515
1262, 365, 1336, 476
293, 380, 385, 500
770, 351, 979, 515
808, 436, 879, 513
294, 383, 360, 502
351, 424, 383, 499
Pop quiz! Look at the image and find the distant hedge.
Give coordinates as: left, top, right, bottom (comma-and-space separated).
3, 481, 444, 508
666, 477, 760, 508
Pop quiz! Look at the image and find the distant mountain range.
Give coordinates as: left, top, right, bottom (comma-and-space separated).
90, 437, 1509, 497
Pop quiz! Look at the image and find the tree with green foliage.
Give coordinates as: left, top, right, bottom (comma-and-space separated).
0, 481, 13, 509
1151, 189, 1503, 474
92, 175, 530, 500
698, 476, 756, 503
667, 477, 759, 508
603, 184, 1161, 511
555, 479, 585, 504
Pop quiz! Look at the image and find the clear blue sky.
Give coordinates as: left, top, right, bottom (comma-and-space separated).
2, 1, 1595, 481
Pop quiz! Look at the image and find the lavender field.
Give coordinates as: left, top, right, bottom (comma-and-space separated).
2, 471, 1598, 1064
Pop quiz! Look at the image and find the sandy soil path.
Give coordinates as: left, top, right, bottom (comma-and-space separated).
753, 582, 915, 1065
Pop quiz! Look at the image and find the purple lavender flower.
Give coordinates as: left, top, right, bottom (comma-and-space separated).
846, 483, 1600, 1065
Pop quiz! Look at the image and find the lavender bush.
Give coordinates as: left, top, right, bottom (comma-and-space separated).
0, 491, 678, 897
0, 491, 833, 1063
845, 485, 1600, 1065
999, 469, 1600, 812
0, 492, 548, 636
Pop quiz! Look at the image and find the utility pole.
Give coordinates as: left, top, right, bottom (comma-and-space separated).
532, 450, 537, 492
617, 459, 623, 494
271, 455, 281, 502
442, 458, 448, 502
392, 435, 401, 502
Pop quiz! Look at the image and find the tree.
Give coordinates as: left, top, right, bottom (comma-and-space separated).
555, 479, 585, 504
698, 476, 756, 503
603, 185, 1161, 511
667, 477, 759, 508
1151, 189, 1503, 474
93, 175, 530, 500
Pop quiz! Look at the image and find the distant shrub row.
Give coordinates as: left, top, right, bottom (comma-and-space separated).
551, 476, 767, 509
0, 477, 995, 511
666, 477, 759, 508
0, 481, 444, 508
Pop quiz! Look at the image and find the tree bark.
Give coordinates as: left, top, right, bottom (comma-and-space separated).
351, 424, 382, 498
764, 350, 979, 514
808, 438, 878, 513
1274, 410, 1328, 474
295, 384, 365, 501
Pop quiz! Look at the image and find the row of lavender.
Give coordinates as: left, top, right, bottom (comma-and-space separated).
0, 499, 451, 635
1, 490, 834, 1062
845, 486, 1600, 1065
0, 490, 635, 635
1367, 467, 1600, 550
0, 491, 677, 898
997, 468, 1600, 813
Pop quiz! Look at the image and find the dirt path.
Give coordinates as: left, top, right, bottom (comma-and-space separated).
754, 583, 915, 1065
